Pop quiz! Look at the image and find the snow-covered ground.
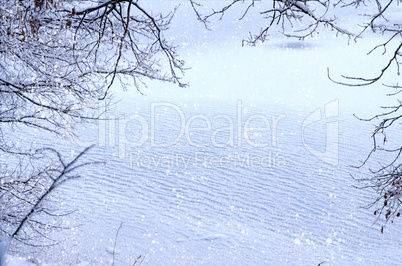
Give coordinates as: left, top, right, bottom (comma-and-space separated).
4, 1, 402, 265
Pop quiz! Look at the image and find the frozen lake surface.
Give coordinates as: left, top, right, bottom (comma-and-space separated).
13, 101, 402, 265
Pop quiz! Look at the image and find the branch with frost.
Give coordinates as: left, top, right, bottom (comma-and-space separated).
0, 0, 186, 142
1, 145, 103, 247
190, 0, 354, 45
328, 42, 402, 87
